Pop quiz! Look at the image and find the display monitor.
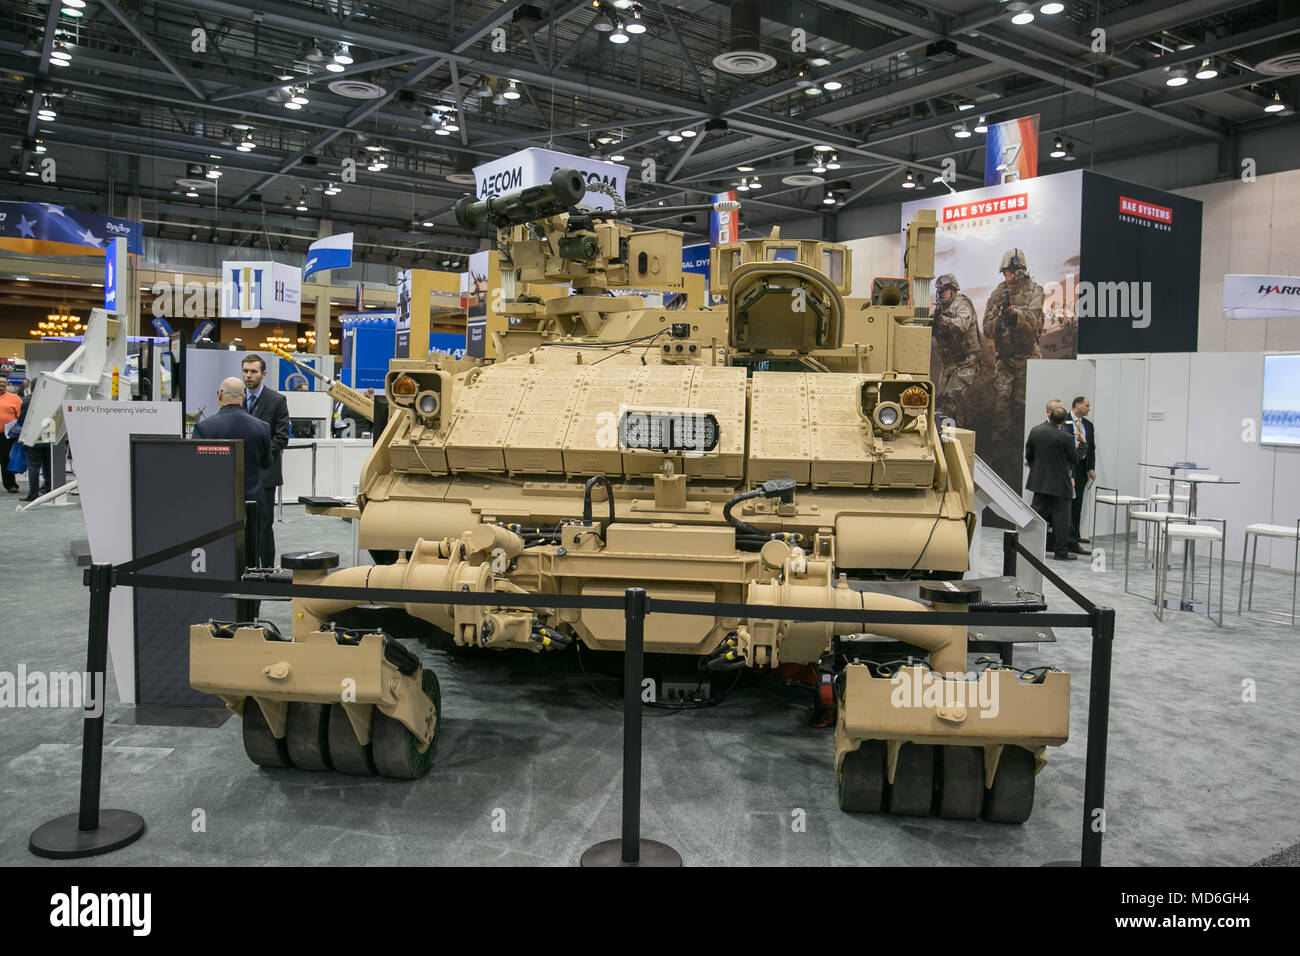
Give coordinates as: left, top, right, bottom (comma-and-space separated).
1261, 353, 1300, 447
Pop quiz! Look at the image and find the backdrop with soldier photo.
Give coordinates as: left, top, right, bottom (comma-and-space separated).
903, 170, 1083, 491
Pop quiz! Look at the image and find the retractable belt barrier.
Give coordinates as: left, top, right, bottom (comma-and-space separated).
31, 523, 1114, 869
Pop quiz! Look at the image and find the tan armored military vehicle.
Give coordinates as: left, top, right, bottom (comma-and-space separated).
191, 169, 1069, 821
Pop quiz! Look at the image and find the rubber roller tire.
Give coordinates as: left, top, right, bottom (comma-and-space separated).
242, 697, 292, 769
982, 745, 1036, 823
934, 745, 984, 820
837, 740, 885, 813
327, 703, 377, 776
885, 743, 934, 817
372, 669, 442, 780
285, 701, 332, 772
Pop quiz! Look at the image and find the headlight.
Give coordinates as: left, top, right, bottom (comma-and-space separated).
391, 375, 418, 399
874, 402, 902, 430
900, 386, 929, 407
416, 391, 440, 417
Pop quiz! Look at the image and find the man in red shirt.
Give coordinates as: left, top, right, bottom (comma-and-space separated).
0, 380, 22, 493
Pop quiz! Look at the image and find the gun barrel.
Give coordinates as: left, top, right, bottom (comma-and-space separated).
268, 344, 328, 381
455, 167, 587, 230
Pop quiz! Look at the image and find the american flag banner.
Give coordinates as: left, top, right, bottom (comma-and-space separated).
0, 201, 142, 256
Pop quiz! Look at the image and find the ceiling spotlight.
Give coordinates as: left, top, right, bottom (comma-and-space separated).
822, 79, 842, 91
795, 70, 812, 88
681, 128, 697, 138
666, 133, 683, 142
434, 103, 457, 112
610, 23, 630, 43
326, 61, 345, 73
957, 102, 974, 111
185, 189, 199, 198
974, 115, 988, 133
33, 140, 46, 154
1050, 136, 1066, 158
237, 132, 256, 151
811, 160, 827, 173
305, 42, 325, 63
296, 200, 308, 212
285, 100, 302, 110
206, 166, 222, 179
324, 183, 341, 195
434, 123, 451, 136
822, 191, 836, 205
1264, 90, 1286, 112
901, 170, 916, 189
421, 221, 434, 228
503, 80, 521, 100
812, 144, 834, 152
737, 179, 750, 192
1195, 59, 1218, 80
749, 178, 761, 189
809, 56, 831, 67
334, 43, 353, 66
1165, 66, 1189, 87
609, 153, 625, 161
592, 12, 614, 32
1010, 3, 1034, 26
24, 159, 38, 177
826, 154, 840, 169
954, 123, 971, 138
50, 44, 72, 62
626, 11, 647, 34
37, 97, 56, 121
291, 89, 309, 105
1064, 142, 1077, 162
1041, 2, 1064, 13
804, 86, 823, 95
60, 6, 84, 18
364, 144, 384, 152
443, 120, 459, 133
50, 55, 70, 67
22, 34, 41, 57
737, 165, 754, 172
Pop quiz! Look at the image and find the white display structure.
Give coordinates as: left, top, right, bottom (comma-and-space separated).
220, 259, 302, 325
1222, 274, 1300, 319
64, 400, 182, 703
471, 148, 629, 211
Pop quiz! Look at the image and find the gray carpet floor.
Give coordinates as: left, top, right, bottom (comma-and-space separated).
2, 494, 1296, 866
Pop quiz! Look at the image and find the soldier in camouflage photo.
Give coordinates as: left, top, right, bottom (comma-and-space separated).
985, 247, 1046, 435
930, 273, 982, 425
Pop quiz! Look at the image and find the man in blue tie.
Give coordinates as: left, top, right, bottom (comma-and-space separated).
241, 354, 292, 567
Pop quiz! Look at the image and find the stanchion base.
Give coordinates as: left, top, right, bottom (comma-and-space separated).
29, 809, 146, 859
580, 838, 682, 867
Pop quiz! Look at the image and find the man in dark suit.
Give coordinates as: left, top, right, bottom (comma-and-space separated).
193, 377, 273, 504
241, 354, 292, 567
1025, 399, 1079, 560
1066, 395, 1096, 551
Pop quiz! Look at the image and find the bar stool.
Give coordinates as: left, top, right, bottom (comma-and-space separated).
1149, 477, 1191, 514
1092, 486, 1148, 554
1238, 519, 1300, 626
1156, 517, 1226, 626
1124, 505, 1176, 600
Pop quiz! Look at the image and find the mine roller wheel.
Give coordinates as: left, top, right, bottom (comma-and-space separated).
885, 743, 934, 817
285, 702, 332, 772
983, 746, 1036, 824
327, 704, 377, 776
242, 697, 292, 769
837, 740, 884, 813
934, 745, 984, 820
372, 669, 442, 780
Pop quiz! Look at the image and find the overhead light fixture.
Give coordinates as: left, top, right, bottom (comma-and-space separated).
749, 178, 761, 189
184, 188, 199, 198
24, 159, 38, 177
285, 100, 302, 110
1264, 90, 1286, 112
901, 170, 916, 189
206, 165, 222, 179
37, 97, 56, 121
804, 86, 822, 95
666, 133, 683, 142
443, 120, 459, 133
626, 11, 647, 34
974, 115, 988, 133
421, 221, 434, 227
492, 91, 508, 105
237, 132, 256, 151
1064, 142, 1077, 162
503, 80, 521, 100
812, 144, 834, 152
324, 183, 341, 196
326, 61, 345, 73
809, 56, 831, 67
737, 165, 754, 172
22, 34, 41, 57
364, 144, 384, 152
50, 44, 72, 62
794, 70, 812, 88
50, 55, 70, 67
33, 140, 46, 154
822, 191, 836, 206
296, 200, 308, 212
681, 128, 697, 138
610, 23, 630, 43
334, 43, 353, 66
434, 103, 457, 112
958, 102, 974, 111
826, 154, 840, 169
609, 153, 625, 161
291, 89, 309, 105
1008, 2, 1034, 25
954, 123, 971, 138
1195, 59, 1218, 80
60, 6, 84, 18
592, 12, 614, 32
305, 42, 325, 63
1165, 66, 1189, 87
822, 79, 842, 91
1050, 136, 1066, 158
737, 179, 750, 192
1041, 1, 1064, 13
811, 159, 827, 173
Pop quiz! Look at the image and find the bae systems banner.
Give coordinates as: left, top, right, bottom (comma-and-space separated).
1078, 172, 1201, 354
901, 170, 1082, 489
471, 148, 628, 212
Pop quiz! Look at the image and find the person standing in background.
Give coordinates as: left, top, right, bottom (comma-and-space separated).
241, 354, 291, 567
1067, 396, 1096, 552
1026, 399, 1079, 560
0, 381, 22, 493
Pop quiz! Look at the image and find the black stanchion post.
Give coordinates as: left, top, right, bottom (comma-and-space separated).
29, 563, 146, 858
237, 499, 259, 621
580, 587, 681, 867
1080, 606, 1115, 867
1003, 529, 1019, 578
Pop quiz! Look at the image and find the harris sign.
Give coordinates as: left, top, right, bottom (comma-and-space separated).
0, 201, 142, 256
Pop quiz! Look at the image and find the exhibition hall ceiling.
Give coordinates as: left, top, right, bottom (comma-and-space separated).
1, 0, 1296, 265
